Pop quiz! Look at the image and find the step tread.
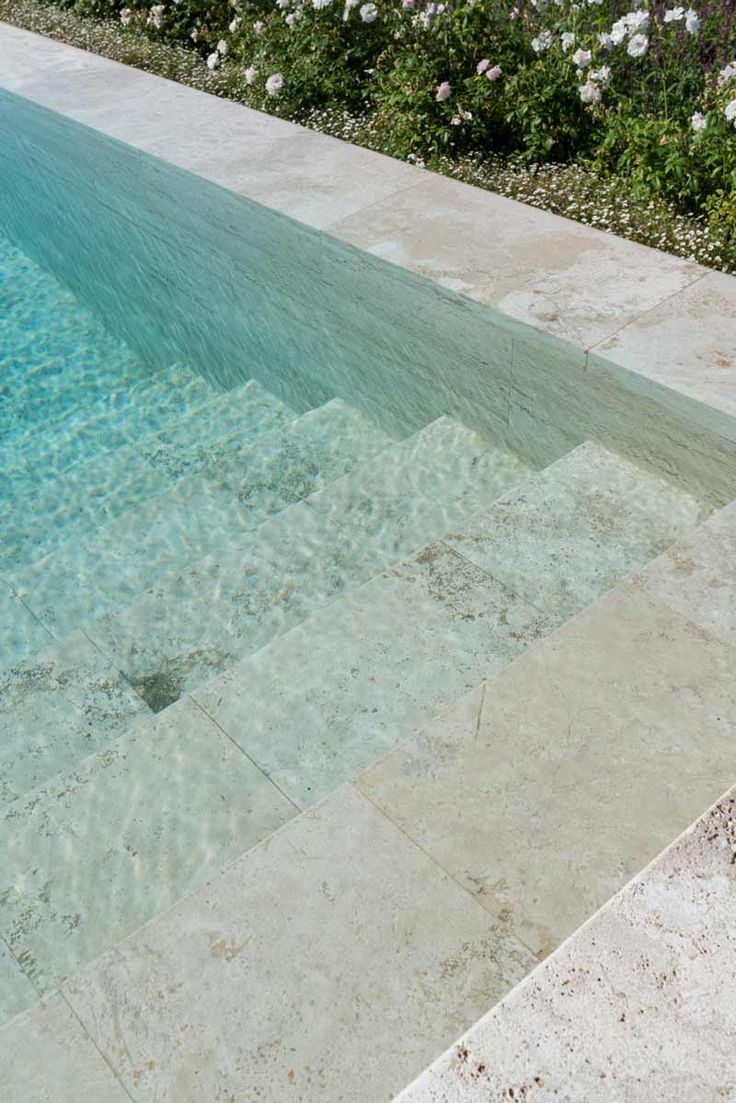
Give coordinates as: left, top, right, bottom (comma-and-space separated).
7, 397, 395, 642
444, 440, 710, 620
0, 379, 290, 572
0, 697, 296, 1001
0, 631, 152, 811
0, 364, 216, 500
82, 415, 520, 711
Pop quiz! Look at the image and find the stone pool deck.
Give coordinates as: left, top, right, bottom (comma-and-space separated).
1, 22, 736, 1101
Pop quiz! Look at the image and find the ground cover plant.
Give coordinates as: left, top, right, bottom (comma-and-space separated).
3, 0, 736, 269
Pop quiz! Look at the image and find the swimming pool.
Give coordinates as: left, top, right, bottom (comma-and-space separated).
0, 80, 730, 1102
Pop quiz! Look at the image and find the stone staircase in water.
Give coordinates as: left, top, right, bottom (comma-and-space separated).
0, 361, 710, 1101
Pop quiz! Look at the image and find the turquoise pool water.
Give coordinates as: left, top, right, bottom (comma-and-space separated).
0, 83, 722, 1099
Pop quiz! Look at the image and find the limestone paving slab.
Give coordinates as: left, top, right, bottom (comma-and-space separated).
395, 788, 736, 1103
308, 416, 531, 569
358, 583, 736, 959
590, 270, 736, 442
631, 497, 736, 650
0, 586, 54, 670
0, 938, 35, 1026
63, 785, 537, 1103
0, 696, 296, 995
1, 993, 131, 1102
195, 540, 550, 807
326, 170, 705, 351
1, 442, 169, 572
85, 501, 374, 711
0, 629, 152, 809
444, 441, 709, 622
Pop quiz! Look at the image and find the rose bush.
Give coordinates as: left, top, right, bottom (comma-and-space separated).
46, 0, 736, 226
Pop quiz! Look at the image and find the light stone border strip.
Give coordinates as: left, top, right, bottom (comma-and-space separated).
0, 21, 734, 448
394, 783, 736, 1103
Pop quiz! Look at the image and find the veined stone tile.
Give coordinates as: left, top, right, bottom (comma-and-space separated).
326, 170, 703, 350
589, 270, 736, 443
357, 584, 736, 958
444, 441, 708, 622
1, 994, 131, 1102
195, 541, 550, 806
1, 443, 169, 572
0, 938, 35, 1027
0, 697, 296, 995
632, 499, 736, 649
0, 630, 151, 809
308, 416, 531, 568
63, 786, 536, 1103
0, 587, 54, 670
396, 790, 736, 1103
85, 501, 371, 711
137, 377, 293, 483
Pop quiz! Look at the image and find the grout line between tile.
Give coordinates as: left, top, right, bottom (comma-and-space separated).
354, 780, 542, 964
188, 692, 304, 814
60, 989, 141, 1103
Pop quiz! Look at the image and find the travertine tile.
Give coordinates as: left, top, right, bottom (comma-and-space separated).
0, 630, 151, 808
1, 994, 131, 1102
396, 789, 736, 1103
0, 938, 35, 1027
195, 541, 550, 806
0, 697, 296, 994
444, 441, 708, 621
631, 499, 736, 649
64, 786, 537, 1103
0, 586, 54, 670
590, 270, 736, 442
327, 171, 704, 350
358, 584, 736, 957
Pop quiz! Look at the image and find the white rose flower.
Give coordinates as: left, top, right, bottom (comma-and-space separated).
217, 38, 229, 55
579, 79, 601, 104
360, 2, 378, 20
663, 6, 685, 22
120, 7, 132, 25
228, 17, 241, 32
531, 30, 553, 53
572, 47, 592, 67
244, 65, 258, 85
590, 65, 611, 86
627, 33, 648, 58
690, 111, 707, 132
266, 72, 284, 96
206, 52, 220, 70
725, 98, 736, 125
561, 32, 575, 52
147, 4, 165, 28
684, 8, 700, 34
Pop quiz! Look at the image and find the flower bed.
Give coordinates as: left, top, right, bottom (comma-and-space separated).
3, 0, 735, 270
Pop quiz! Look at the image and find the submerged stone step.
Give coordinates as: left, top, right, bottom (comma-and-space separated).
444, 440, 710, 621
0, 631, 151, 811
194, 540, 551, 806
0, 584, 53, 671
56, 787, 536, 1103
0, 379, 291, 573
0, 697, 296, 1005
7, 397, 393, 641
0, 363, 216, 501
83, 414, 516, 712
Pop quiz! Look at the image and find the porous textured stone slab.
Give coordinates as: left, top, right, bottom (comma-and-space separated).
395, 788, 736, 1103
1, 994, 131, 1102
0, 630, 151, 808
0, 586, 54, 670
0, 696, 296, 995
444, 441, 708, 621
358, 583, 736, 959
63, 786, 537, 1103
0, 938, 35, 1027
632, 498, 736, 649
195, 540, 550, 806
